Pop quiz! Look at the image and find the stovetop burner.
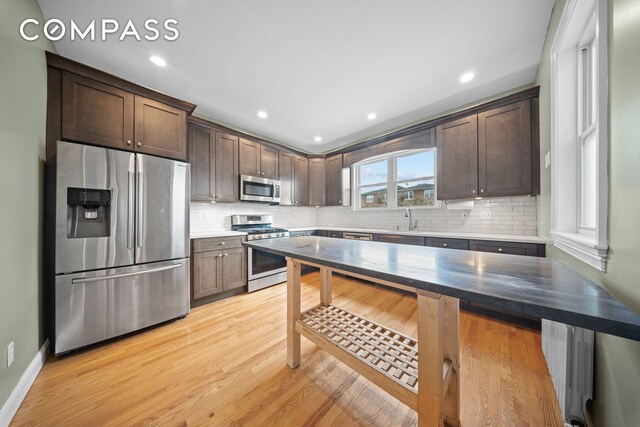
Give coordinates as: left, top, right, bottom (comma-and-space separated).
241, 226, 288, 234
231, 214, 289, 240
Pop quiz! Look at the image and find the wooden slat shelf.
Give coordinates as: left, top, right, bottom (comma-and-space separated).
296, 304, 454, 412
284, 258, 461, 426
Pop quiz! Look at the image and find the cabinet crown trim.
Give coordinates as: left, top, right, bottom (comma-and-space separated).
47, 52, 196, 114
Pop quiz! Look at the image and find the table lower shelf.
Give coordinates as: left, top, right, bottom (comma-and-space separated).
296, 304, 453, 410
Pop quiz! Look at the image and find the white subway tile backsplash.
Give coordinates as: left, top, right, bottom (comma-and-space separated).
191, 196, 538, 236
190, 202, 318, 234
317, 196, 538, 236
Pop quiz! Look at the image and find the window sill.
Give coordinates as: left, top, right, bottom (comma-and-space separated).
550, 231, 608, 271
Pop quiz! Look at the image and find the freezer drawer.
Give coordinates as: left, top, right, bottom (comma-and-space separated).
54, 259, 189, 354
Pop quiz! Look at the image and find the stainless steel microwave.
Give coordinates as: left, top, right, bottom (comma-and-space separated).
240, 175, 281, 203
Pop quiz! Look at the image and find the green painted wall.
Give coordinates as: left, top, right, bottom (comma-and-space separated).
535, 0, 640, 425
0, 0, 54, 411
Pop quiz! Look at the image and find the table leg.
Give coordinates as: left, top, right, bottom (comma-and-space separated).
287, 258, 301, 368
442, 296, 460, 427
320, 267, 332, 306
417, 290, 445, 427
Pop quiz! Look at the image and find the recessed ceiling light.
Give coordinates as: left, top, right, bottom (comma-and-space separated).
149, 56, 167, 67
367, 113, 377, 120
460, 72, 475, 83
257, 110, 268, 119
314, 136, 322, 142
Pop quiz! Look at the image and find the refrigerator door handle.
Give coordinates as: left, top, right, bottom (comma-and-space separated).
71, 264, 181, 284
136, 156, 143, 249
127, 171, 135, 249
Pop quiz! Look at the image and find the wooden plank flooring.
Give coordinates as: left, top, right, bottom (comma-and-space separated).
12, 273, 563, 426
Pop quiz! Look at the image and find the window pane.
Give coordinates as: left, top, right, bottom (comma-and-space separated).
396, 150, 434, 180
360, 185, 387, 208
580, 131, 596, 228
397, 179, 435, 207
359, 160, 387, 186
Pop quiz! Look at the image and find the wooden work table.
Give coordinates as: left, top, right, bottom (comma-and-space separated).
243, 237, 640, 426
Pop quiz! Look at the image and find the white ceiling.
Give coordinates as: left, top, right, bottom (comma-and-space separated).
38, 0, 555, 153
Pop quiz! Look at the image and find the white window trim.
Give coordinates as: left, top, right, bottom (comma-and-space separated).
353, 149, 439, 210
550, 0, 608, 271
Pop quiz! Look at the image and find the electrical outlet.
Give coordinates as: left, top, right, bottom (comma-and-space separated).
7, 341, 14, 367
481, 210, 492, 220
544, 151, 551, 168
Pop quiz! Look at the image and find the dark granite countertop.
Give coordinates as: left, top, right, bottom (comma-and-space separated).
244, 236, 640, 342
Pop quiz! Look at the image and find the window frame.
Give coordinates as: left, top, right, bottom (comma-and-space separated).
354, 148, 438, 210
550, 0, 608, 271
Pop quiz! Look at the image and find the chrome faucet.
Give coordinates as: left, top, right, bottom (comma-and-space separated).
405, 207, 418, 231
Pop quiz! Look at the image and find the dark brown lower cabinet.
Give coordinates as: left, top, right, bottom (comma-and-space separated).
424, 237, 469, 250
191, 237, 246, 304
374, 234, 425, 246
468, 239, 542, 257
192, 251, 222, 299
221, 247, 245, 291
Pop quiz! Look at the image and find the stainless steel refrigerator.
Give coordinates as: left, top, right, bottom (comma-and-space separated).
52, 141, 190, 355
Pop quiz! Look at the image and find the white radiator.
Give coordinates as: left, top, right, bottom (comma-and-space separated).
542, 319, 594, 426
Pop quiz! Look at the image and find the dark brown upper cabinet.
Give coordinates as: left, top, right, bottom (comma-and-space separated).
189, 124, 216, 202
308, 157, 326, 207
134, 95, 187, 160
436, 99, 536, 200
478, 100, 532, 197
294, 155, 309, 207
188, 123, 238, 202
62, 72, 134, 150
325, 154, 343, 206
278, 151, 295, 206
214, 132, 239, 202
61, 71, 188, 161
239, 138, 279, 180
260, 145, 279, 179
436, 115, 479, 200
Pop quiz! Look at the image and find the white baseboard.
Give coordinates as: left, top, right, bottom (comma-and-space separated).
0, 339, 49, 427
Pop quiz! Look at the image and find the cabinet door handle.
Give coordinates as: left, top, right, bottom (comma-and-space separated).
219, 242, 226, 245
498, 248, 503, 252
224, 253, 228, 257
127, 140, 132, 146
472, 189, 476, 194
480, 189, 484, 194
443, 243, 448, 247
137, 142, 142, 147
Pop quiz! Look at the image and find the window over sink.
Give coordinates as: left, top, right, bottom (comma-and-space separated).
355, 149, 436, 209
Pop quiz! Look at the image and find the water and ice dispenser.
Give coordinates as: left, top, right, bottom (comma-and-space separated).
66, 187, 111, 238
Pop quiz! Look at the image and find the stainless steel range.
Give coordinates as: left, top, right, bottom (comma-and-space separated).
231, 215, 289, 292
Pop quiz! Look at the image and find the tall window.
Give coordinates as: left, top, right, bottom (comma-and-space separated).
578, 40, 597, 232
551, 0, 608, 271
356, 149, 436, 209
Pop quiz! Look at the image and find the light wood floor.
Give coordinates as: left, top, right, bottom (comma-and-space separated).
12, 273, 562, 426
